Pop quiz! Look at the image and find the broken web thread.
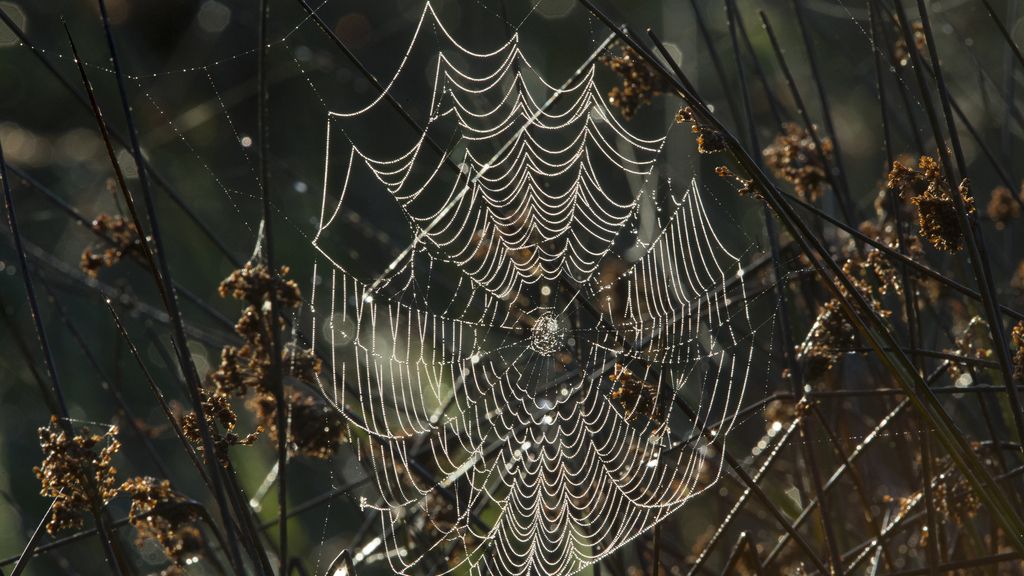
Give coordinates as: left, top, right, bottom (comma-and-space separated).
308, 4, 772, 575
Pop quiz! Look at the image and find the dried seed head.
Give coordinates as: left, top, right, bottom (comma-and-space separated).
609, 363, 668, 426
945, 316, 993, 383
1013, 261, 1024, 300
1012, 322, 1024, 383
986, 185, 1021, 230
218, 261, 302, 309
797, 299, 857, 381
893, 21, 927, 67
600, 42, 667, 120
209, 260, 342, 460
763, 123, 833, 202
34, 417, 121, 534
122, 476, 203, 574
249, 387, 346, 459
212, 262, 314, 397
675, 106, 726, 154
887, 156, 974, 253
182, 388, 261, 467
796, 228, 900, 381
79, 214, 145, 277
715, 165, 756, 198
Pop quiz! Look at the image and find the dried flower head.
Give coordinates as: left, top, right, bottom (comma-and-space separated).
210, 260, 344, 459
122, 476, 203, 575
893, 21, 927, 67
182, 388, 261, 467
1012, 322, 1024, 383
609, 363, 667, 425
715, 165, 756, 198
218, 261, 302, 309
887, 156, 974, 252
797, 299, 856, 381
212, 262, 308, 397
249, 387, 346, 459
675, 106, 726, 154
34, 417, 121, 534
930, 450, 987, 527
945, 316, 993, 383
600, 42, 667, 120
763, 123, 833, 202
80, 214, 145, 277
797, 241, 897, 380
986, 185, 1020, 230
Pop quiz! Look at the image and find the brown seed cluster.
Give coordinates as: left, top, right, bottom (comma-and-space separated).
986, 185, 1021, 230
600, 42, 667, 120
933, 472, 980, 527
80, 214, 146, 277
715, 165, 756, 198
1012, 322, 1024, 383
675, 106, 726, 154
609, 363, 667, 425
187, 261, 344, 462
928, 449, 989, 528
249, 385, 346, 459
122, 476, 203, 575
213, 262, 302, 398
944, 316, 993, 383
34, 421, 204, 572
797, 233, 897, 380
797, 300, 857, 381
218, 261, 302, 309
887, 156, 974, 253
182, 387, 261, 467
762, 123, 833, 203
34, 417, 121, 534
893, 21, 927, 67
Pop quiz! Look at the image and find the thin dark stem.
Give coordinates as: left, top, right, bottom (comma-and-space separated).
872, 2, 926, 155
725, 2, 841, 572
792, 0, 854, 212
105, 303, 215, 491
881, 552, 1023, 576
600, 3, 1024, 550
908, 0, 1024, 456
652, 523, 660, 576
38, 276, 171, 480
758, 11, 855, 225
0, 9, 241, 268
257, 0, 288, 569
88, 1, 254, 569
0, 301, 59, 415
677, 394, 830, 573
733, 8, 785, 128
687, 0, 743, 129
809, 404, 895, 571
10, 499, 55, 576
980, 0, 1024, 75
1, 127, 128, 576
324, 550, 357, 576
720, 532, 750, 576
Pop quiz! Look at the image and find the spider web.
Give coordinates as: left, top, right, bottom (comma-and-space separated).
306, 4, 773, 574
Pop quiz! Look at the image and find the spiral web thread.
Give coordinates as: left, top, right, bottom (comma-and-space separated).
308, 4, 766, 574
